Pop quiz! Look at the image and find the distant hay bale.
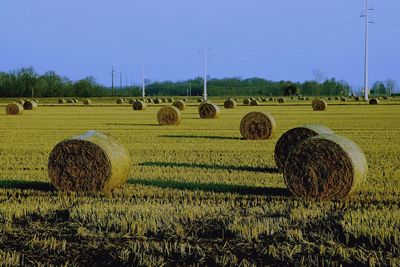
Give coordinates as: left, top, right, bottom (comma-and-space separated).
183, 98, 188, 102
67, 99, 75, 104
250, 99, 259, 106
240, 112, 276, 140
224, 99, 236, 109
33, 98, 39, 103
369, 98, 379, 105
341, 97, 346, 102
334, 96, 340, 100
383, 96, 388, 100
157, 106, 181, 125
23, 100, 38, 110
17, 99, 25, 105
167, 98, 174, 103
243, 98, 251, 105
6, 103, 23, 115
355, 96, 360, 101
73, 98, 79, 103
199, 102, 220, 119
197, 98, 203, 102
146, 99, 153, 103
278, 97, 285, 103
83, 99, 92, 105
116, 99, 124, 104
274, 124, 334, 171
312, 99, 327, 111
132, 101, 147, 110
261, 97, 268, 102
172, 100, 186, 111
327, 97, 333, 100
269, 97, 274, 101
48, 131, 131, 193
161, 98, 167, 103
284, 134, 368, 200
154, 99, 162, 104
129, 99, 135, 104
58, 99, 66, 104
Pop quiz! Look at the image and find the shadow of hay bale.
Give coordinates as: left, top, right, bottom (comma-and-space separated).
0, 179, 55, 192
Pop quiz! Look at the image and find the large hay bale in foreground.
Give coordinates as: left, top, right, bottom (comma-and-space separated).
274, 124, 334, 171
369, 98, 379, 105
132, 101, 147, 111
240, 112, 276, 140
224, 99, 236, 109
58, 99, 66, 104
48, 131, 131, 192
250, 99, 259, 106
312, 99, 327, 111
243, 98, 251, 105
116, 98, 124, 104
6, 103, 24, 115
278, 97, 285, 103
83, 98, 92, 105
284, 134, 367, 200
157, 106, 181, 125
199, 103, 220, 119
23, 100, 38, 110
172, 100, 186, 111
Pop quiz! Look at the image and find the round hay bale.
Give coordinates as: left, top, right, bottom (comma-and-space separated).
128, 99, 135, 104
261, 97, 268, 102
48, 131, 131, 193
284, 134, 367, 200
243, 98, 251, 105
278, 97, 285, 103
274, 124, 334, 171
199, 102, 220, 119
183, 98, 188, 102
116, 98, 124, 104
327, 97, 333, 100
132, 101, 147, 111
146, 99, 153, 103
369, 98, 379, 105
161, 98, 167, 103
17, 99, 25, 105
33, 98, 39, 103
58, 99, 66, 104
334, 96, 340, 100
83, 98, 92, 105
157, 106, 181, 125
224, 99, 236, 109
341, 97, 346, 102
167, 98, 174, 103
23, 100, 38, 110
305, 97, 310, 100
250, 99, 259, 106
197, 98, 203, 103
154, 99, 162, 104
268, 97, 274, 101
6, 103, 23, 115
312, 99, 327, 111
73, 98, 79, 103
354, 96, 360, 101
240, 112, 276, 140
383, 96, 388, 100
172, 100, 186, 111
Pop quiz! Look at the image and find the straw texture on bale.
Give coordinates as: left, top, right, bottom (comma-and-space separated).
23, 100, 38, 110
243, 98, 251, 105
6, 103, 24, 115
278, 98, 285, 103
224, 99, 236, 109
369, 98, 379, 105
172, 100, 186, 111
58, 99, 66, 104
83, 99, 91, 105
312, 99, 327, 111
250, 99, 259, 106
48, 131, 131, 193
284, 134, 368, 200
274, 124, 334, 171
132, 101, 147, 111
199, 102, 220, 119
157, 106, 182, 125
239, 112, 276, 140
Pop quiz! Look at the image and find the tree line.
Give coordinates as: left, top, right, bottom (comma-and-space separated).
0, 67, 397, 98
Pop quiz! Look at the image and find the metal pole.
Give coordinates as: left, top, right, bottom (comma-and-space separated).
364, 0, 369, 101
142, 63, 145, 97
111, 66, 115, 97
204, 43, 207, 101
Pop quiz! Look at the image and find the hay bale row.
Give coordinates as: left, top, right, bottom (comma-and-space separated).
48, 131, 131, 192
132, 101, 147, 111
224, 99, 236, 109
240, 112, 276, 140
5, 103, 24, 115
283, 134, 367, 200
199, 102, 220, 119
312, 99, 327, 111
157, 106, 181, 125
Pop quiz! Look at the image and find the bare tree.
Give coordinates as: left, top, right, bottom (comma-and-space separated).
385, 79, 398, 96
312, 69, 326, 84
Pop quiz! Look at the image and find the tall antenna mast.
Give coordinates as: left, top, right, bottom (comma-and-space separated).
363, 0, 372, 101
110, 66, 115, 97
203, 42, 208, 101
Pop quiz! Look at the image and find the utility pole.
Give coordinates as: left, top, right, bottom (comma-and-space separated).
203, 43, 208, 101
363, 0, 373, 101
110, 66, 115, 97
141, 63, 145, 97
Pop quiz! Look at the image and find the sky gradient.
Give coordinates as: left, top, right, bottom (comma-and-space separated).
0, 0, 399, 89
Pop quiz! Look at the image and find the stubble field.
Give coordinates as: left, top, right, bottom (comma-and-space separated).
0, 98, 399, 266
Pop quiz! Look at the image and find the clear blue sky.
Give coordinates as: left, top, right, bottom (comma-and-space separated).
0, 0, 399, 89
